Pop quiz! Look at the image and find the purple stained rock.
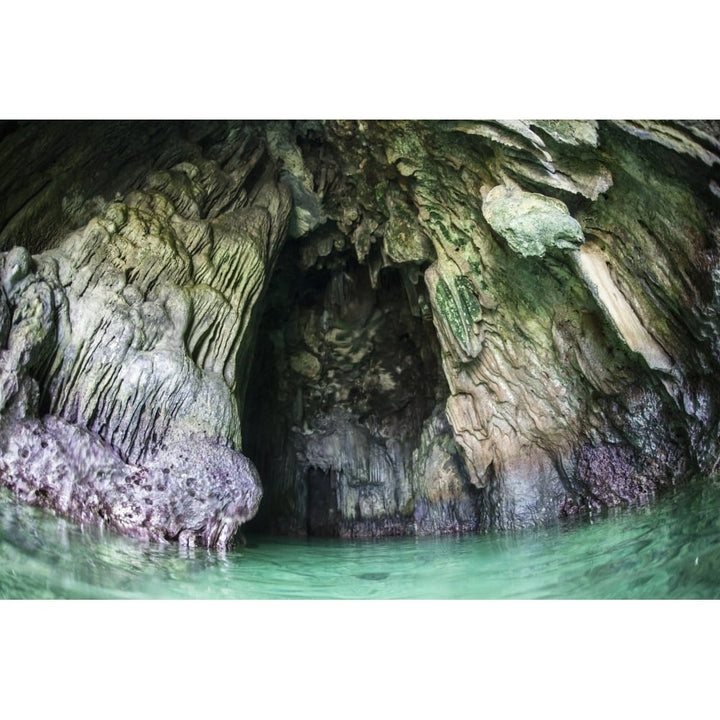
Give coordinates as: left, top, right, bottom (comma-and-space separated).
0, 413, 262, 550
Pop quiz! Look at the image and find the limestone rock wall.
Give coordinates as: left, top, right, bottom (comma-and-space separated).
0, 122, 291, 546
1, 119, 719, 542
248, 120, 720, 533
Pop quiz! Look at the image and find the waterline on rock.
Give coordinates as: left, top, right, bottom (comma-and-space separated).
1, 475, 719, 599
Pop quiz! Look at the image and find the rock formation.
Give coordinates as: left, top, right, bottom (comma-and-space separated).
1, 120, 719, 543
0, 122, 289, 547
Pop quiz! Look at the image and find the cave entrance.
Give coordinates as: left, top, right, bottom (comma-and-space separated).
241, 232, 447, 537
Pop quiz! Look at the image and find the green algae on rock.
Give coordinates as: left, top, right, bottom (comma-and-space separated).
481, 184, 585, 258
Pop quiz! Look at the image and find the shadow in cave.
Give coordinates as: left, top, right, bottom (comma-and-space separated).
241, 234, 447, 537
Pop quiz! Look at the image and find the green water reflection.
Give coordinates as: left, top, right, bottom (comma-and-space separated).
2, 475, 719, 599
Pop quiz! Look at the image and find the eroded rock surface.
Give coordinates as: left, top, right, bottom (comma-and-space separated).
1, 120, 720, 542
244, 120, 720, 535
0, 123, 290, 547
0, 413, 261, 548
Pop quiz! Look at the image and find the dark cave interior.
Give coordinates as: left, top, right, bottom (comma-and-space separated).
242, 234, 448, 536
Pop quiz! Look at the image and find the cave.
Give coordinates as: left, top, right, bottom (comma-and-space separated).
241, 232, 465, 537
3, 27, 720, 719
1, 119, 720, 552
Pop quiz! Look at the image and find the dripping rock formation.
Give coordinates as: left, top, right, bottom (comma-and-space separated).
0, 119, 719, 544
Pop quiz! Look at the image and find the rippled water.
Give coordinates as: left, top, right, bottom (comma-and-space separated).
2, 475, 720, 599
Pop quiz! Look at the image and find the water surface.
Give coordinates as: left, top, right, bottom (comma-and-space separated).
2, 476, 719, 599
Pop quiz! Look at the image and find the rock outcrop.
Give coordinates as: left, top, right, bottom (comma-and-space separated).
0, 414, 262, 548
1, 120, 719, 542
0, 122, 291, 547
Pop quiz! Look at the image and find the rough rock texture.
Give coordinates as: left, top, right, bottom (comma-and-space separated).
0, 412, 262, 548
482, 185, 585, 257
1, 119, 720, 542
245, 120, 720, 535
0, 122, 290, 547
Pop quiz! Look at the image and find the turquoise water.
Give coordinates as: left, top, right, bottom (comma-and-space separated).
1, 475, 719, 599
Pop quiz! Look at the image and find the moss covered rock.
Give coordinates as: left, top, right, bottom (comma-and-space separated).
482, 184, 585, 258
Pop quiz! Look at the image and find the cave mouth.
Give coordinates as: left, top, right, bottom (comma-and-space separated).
241, 234, 448, 537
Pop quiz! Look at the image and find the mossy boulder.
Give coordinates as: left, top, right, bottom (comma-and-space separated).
482, 184, 585, 257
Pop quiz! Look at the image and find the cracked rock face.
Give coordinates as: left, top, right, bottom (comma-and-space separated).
1, 119, 720, 543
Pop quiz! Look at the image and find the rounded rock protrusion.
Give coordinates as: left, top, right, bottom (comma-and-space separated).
482, 184, 585, 258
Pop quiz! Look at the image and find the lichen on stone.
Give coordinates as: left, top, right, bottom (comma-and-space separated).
482, 184, 585, 258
